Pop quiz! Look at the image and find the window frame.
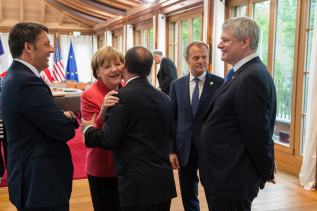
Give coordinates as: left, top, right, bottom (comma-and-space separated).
225, 0, 303, 157
166, 7, 203, 77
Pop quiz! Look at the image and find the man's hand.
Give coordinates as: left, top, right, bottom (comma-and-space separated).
267, 165, 278, 184
100, 90, 119, 121
170, 154, 180, 170
64, 111, 74, 119
81, 113, 97, 133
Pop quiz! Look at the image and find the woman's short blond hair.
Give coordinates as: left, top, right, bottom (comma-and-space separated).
91, 46, 124, 79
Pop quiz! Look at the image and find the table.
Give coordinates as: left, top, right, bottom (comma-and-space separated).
53, 88, 83, 116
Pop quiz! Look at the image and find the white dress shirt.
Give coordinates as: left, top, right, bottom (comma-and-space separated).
232, 52, 258, 72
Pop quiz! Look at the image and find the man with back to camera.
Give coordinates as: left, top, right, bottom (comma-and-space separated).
153, 49, 177, 95
169, 41, 224, 211
81, 46, 177, 211
1, 22, 78, 211
199, 17, 277, 211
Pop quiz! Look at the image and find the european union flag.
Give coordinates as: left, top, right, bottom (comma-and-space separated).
65, 41, 79, 82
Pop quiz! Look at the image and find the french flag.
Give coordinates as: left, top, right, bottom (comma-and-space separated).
0, 38, 8, 75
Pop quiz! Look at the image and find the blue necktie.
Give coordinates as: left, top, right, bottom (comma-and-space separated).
224, 68, 234, 83
192, 78, 200, 117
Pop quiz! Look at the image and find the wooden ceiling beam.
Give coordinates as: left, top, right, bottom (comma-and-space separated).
159, 0, 204, 15
0, 0, 3, 23
78, 0, 126, 16
44, 0, 95, 28
95, 0, 134, 10
57, 0, 117, 20
127, 11, 154, 25
121, 0, 142, 7
59, 14, 64, 26
44, 0, 106, 24
20, 0, 24, 22
40, 1, 46, 24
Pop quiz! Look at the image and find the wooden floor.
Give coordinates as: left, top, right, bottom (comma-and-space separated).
0, 170, 317, 211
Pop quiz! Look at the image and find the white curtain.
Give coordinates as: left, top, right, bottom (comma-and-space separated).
211, 0, 225, 78
60, 35, 97, 82
106, 31, 112, 47
299, 2, 317, 190
48, 34, 54, 74
157, 14, 166, 56
126, 24, 134, 51
0, 33, 13, 71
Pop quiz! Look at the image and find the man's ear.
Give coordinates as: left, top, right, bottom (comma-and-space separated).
24, 42, 33, 54
241, 36, 251, 50
122, 59, 126, 69
185, 56, 189, 65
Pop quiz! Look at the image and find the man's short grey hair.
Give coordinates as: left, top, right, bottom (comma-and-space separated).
222, 16, 260, 50
186, 41, 209, 58
152, 49, 163, 57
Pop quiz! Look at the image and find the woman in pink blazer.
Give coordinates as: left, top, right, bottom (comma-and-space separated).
81, 46, 125, 211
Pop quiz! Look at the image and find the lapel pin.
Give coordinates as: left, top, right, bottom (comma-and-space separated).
210, 82, 213, 85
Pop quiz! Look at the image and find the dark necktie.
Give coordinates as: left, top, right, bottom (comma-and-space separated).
192, 78, 200, 117
224, 68, 234, 83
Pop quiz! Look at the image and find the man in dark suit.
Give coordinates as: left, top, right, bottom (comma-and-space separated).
153, 50, 177, 95
199, 17, 277, 211
0, 76, 7, 184
1, 22, 77, 211
169, 41, 224, 211
82, 46, 177, 211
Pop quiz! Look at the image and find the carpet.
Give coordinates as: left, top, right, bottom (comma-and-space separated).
0, 126, 86, 188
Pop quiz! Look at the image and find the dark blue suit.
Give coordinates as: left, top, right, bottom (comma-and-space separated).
2, 60, 75, 209
200, 57, 276, 210
169, 71, 223, 210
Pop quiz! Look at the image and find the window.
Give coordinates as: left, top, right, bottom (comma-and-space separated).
113, 32, 123, 54
169, 22, 178, 65
134, 24, 154, 84
227, 0, 305, 156
253, 1, 270, 66
272, 0, 297, 146
231, 3, 247, 17
181, 20, 189, 76
192, 17, 201, 41
135, 29, 149, 48
167, 8, 203, 77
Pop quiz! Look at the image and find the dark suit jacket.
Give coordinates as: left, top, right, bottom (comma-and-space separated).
1, 60, 75, 207
200, 57, 276, 200
169, 71, 224, 166
157, 57, 177, 95
85, 76, 177, 206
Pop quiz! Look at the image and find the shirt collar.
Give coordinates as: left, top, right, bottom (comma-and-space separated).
14, 59, 41, 78
189, 70, 207, 81
125, 76, 141, 85
233, 52, 258, 72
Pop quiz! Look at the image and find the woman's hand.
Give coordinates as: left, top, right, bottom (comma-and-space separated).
100, 90, 119, 121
